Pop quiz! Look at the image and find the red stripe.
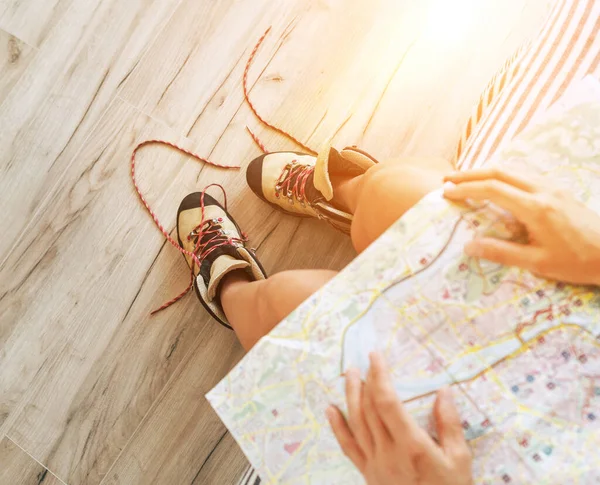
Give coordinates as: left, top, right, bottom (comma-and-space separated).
498, 69, 508, 93
486, 82, 495, 105
476, 98, 483, 122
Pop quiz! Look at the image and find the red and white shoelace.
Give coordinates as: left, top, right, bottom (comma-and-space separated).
274, 161, 315, 205
131, 27, 316, 315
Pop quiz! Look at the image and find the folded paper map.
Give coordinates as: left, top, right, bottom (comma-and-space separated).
207, 77, 600, 484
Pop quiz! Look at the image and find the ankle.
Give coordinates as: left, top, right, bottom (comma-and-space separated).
219, 269, 252, 308
220, 268, 252, 294
330, 174, 362, 214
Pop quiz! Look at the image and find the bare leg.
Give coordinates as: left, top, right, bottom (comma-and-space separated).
337, 157, 453, 253
221, 269, 337, 350
221, 156, 452, 349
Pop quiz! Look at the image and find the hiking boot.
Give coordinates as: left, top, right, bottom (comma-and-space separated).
177, 190, 267, 328
246, 146, 379, 234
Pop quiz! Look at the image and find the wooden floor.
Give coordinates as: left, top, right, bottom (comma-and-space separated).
0, 0, 553, 483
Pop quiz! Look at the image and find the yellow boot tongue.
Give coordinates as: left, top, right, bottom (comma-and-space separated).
207, 254, 250, 301
313, 145, 335, 201
313, 145, 373, 201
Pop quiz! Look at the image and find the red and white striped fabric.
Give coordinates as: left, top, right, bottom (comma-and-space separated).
457, 0, 600, 170
455, 43, 527, 163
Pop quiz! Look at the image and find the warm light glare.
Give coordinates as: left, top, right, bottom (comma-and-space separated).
424, 0, 475, 46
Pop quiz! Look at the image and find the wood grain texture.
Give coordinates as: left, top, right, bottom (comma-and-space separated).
0, 436, 64, 485
1, 98, 229, 484
0, 0, 179, 268
0, 30, 35, 105
0, 0, 72, 47
0, 0, 555, 484
189, 432, 250, 485
0, 0, 182, 429
231, 0, 557, 162
100, 323, 246, 485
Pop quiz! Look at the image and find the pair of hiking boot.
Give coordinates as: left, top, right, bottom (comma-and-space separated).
177, 146, 378, 327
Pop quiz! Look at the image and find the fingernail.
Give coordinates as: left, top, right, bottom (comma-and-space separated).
440, 386, 453, 401
465, 241, 482, 257
443, 182, 457, 198
369, 352, 380, 364
444, 171, 459, 182
325, 407, 335, 420
345, 368, 359, 380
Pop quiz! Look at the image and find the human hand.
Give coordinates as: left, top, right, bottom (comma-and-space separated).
326, 353, 472, 485
444, 168, 600, 286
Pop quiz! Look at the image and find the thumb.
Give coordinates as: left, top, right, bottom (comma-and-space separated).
434, 388, 469, 456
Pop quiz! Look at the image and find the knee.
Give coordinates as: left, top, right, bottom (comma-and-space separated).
360, 163, 444, 202
350, 164, 444, 253
357, 163, 416, 207
356, 163, 391, 201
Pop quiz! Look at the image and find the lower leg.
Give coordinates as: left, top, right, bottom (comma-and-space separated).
330, 174, 363, 214
220, 269, 337, 350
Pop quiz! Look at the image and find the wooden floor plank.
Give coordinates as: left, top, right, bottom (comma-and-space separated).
119, 0, 425, 152
230, 0, 555, 162
0, 436, 64, 485
1, 98, 222, 484
0, 0, 179, 268
350, 0, 557, 160
0, 29, 35, 106
190, 432, 250, 485
120, 0, 291, 131
0, 0, 73, 47
99, 326, 246, 485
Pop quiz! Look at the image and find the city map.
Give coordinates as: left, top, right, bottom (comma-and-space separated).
207, 78, 600, 484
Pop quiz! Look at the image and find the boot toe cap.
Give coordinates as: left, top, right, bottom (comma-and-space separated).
246, 153, 267, 201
